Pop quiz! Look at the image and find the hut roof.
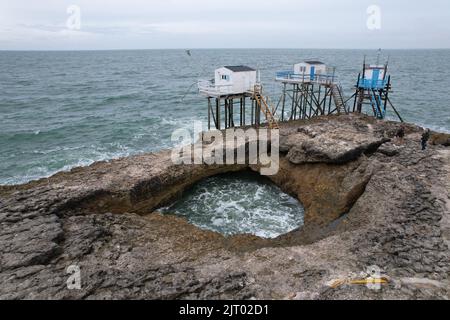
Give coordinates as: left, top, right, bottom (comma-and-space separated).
224, 65, 256, 72
304, 60, 325, 65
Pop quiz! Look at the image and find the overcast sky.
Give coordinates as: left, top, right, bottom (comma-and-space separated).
1, 0, 449, 50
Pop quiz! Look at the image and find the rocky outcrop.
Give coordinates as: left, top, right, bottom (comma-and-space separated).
0, 114, 449, 300
281, 123, 389, 164
431, 132, 450, 147
269, 157, 374, 227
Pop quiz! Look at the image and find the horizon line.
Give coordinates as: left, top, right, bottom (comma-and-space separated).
1, 47, 450, 52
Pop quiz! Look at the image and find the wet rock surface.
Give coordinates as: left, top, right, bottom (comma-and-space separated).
0, 114, 449, 299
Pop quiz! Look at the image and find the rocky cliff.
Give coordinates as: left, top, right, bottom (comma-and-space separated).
0, 114, 449, 299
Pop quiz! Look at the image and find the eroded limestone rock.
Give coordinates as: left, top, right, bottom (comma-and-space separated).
0, 114, 449, 300
282, 123, 389, 164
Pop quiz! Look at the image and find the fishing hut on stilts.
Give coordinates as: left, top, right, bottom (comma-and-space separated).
275, 61, 349, 121
198, 57, 403, 131
198, 66, 279, 130
351, 57, 403, 122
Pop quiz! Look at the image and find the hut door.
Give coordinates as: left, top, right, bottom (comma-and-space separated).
372, 69, 380, 87
310, 66, 315, 81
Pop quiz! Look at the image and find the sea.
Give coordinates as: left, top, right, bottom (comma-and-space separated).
1, 49, 449, 237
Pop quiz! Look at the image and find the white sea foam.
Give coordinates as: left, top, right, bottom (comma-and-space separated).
160, 172, 305, 239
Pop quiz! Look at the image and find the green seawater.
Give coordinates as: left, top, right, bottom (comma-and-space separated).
160, 171, 304, 239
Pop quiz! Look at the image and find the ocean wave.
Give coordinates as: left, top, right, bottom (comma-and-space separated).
0, 145, 134, 186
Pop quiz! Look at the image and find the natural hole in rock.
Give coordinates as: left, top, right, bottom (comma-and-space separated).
159, 171, 305, 239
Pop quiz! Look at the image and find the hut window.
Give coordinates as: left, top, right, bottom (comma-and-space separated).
221, 75, 230, 81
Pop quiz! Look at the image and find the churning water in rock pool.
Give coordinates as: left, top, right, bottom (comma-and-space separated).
159, 171, 304, 239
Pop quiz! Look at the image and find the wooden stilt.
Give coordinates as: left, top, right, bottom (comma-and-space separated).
207, 98, 211, 130
225, 99, 228, 129
281, 83, 286, 121
292, 86, 296, 119
230, 99, 234, 127
317, 85, 322, 115
353, 74, 360, 113
387, 97, 404, 122
240, 98, 243, 127
251, 98, 254, 126
302, 86, 307, 119
328, 88, 333, 114
216, 98, 220, 130
243, 97, 246, 126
